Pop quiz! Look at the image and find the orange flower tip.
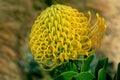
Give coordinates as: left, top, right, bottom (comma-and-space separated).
96, 13, 100, 18
102, 18, 105, 22
87, 11, 91, 15
104, 24, 107, 29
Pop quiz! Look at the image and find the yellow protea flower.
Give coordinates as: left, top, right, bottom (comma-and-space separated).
29, 4, 106, 71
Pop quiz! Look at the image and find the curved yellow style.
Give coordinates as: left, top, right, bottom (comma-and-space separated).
29, 4, 106, 71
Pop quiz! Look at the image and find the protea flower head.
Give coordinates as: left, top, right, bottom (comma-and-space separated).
29, 4, 106, 71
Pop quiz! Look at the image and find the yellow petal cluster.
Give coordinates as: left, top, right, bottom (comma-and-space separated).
29, 4, 106, 71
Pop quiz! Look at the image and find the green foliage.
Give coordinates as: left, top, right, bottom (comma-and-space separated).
116, 63, 120, 80
98, 68, 106, 80
114, 63, 120, 80
54, 71, 77, 80
51, 55, 114, 80
81, 55, 94, 72
44, 0, 53, 6
25, 54, 120, 80
94, 57, 108, 79
50, 61, 77, 78
72, 72, 95, 80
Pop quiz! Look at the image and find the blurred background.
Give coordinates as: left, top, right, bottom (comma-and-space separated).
0, 0, 120, 80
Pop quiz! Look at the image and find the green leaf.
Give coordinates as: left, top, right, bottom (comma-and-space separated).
81, 55, 94, 72
44, 0, 52, 6
98, 68, 106, 80
114, 63, 120, 80
72, 72, 95, 80
94, 58, 108, 78
68, 61, 78, 72
113, 73, 117, 80
54, 71, 77, 80
58, 61, 78, 72
106, 73, 112, 80
50, 61, 77, 77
